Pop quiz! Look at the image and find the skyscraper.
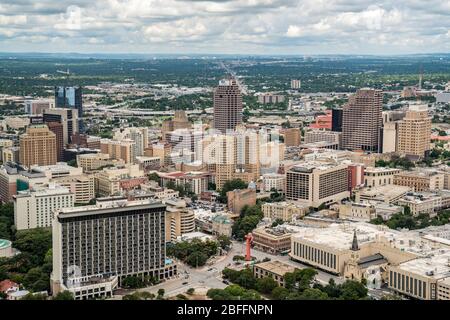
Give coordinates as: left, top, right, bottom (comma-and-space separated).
213, 78, 243, 133
47, 122, 64, 162
51, 200, 176, 299
19, 124, 57, 167
331, 108, 343, 132
342, 89, 383, 152
43, 108, 79, 145
397, 104, 432, 157
55, 86, 83, 132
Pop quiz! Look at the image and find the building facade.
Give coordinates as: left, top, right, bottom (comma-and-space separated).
213, 79, 243, 133
19, 125, 57, 168
14, 184, 74, 230
51, 200, 176, 299
342, 89, 383, 152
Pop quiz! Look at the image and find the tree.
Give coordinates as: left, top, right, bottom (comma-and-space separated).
53, 291, 75, 300
67, 159, 78, 167
148, 173, 160, 185
14, 228, 52, 265
186, 288, 195, 295
185, 251, 208, 267
218, 179, 248, 203
299, 288, 329, 300
21, 293, 47, 300
339, 280, 368, 300
165, 181, 177, 190
176, 294, 188, 300
256, 277, 278, 294
271, 218, 284, 228
157, 289, 165, 298
381, 293, 402, 300
121, 276, 144, 289
217, 235, 231, 250
271, 286, 290, 300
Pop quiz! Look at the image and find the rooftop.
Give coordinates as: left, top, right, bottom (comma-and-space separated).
15, 184, 72, 198
290, 221, 440, 253
255, 260, 296, 276
57, 199, 165, 219
397, 249, 450, 279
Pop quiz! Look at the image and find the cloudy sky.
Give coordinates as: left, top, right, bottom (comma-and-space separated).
0, 0, 450, 55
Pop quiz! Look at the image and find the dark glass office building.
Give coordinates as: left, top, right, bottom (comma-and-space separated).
55, 86, 83, 132
332, 108, 343, 132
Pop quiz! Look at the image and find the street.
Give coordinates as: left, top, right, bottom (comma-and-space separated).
117, 240, 348, 299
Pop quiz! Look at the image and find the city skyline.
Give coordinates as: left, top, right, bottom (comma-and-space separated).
0, 1, 450, 55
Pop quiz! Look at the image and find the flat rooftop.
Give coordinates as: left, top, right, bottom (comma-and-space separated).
358, 185, 411, 200
289, 161, 342, 172
395, 169, 442, 178
255, 260, 296, 276
57, 199, 165, 219
290, 222, 440, 254
397, 249, 450, 279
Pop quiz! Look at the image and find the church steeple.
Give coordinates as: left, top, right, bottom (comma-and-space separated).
351, 229, 359, 251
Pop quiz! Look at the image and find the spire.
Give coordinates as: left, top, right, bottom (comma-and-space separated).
351, 229, 359, 251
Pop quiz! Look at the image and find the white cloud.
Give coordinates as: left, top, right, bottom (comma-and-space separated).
0, 1, 449, 54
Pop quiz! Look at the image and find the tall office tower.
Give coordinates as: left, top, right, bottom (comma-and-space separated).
43, 108, 79, 145
213, 78, 243, 133
331, 108, 343, 132
284, 128, 301, 147
47, 122, 64, 162
342, 89, 383, 152
100, 139, 136, 164
397, 104, 432, 157
51, 200, 176, 300
113, 127, 148, 157
55, 86, 83, 132
19, 125, 57, 168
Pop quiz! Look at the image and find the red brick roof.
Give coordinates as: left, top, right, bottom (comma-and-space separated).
0, 280, 19, 293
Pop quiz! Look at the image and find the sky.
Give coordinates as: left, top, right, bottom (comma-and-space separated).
0, 0, 450, 55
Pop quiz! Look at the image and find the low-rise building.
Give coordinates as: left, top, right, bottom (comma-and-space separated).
211, 214, 233, 237
364, 167, 401, 188
160, 171, 211, 195
227, 188, 257, 215
394, 170, 445, 192
304, 130, 341, 148
355, 185, 412, 204
253, 260, 296, 287
338, 202, 377, 221
388, 249, 450, 300
262, 201, 308, 221
77, 153, 125, 172
397, 192, 446, 216
95, 164, 144, 197
252, 227, 292, 255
